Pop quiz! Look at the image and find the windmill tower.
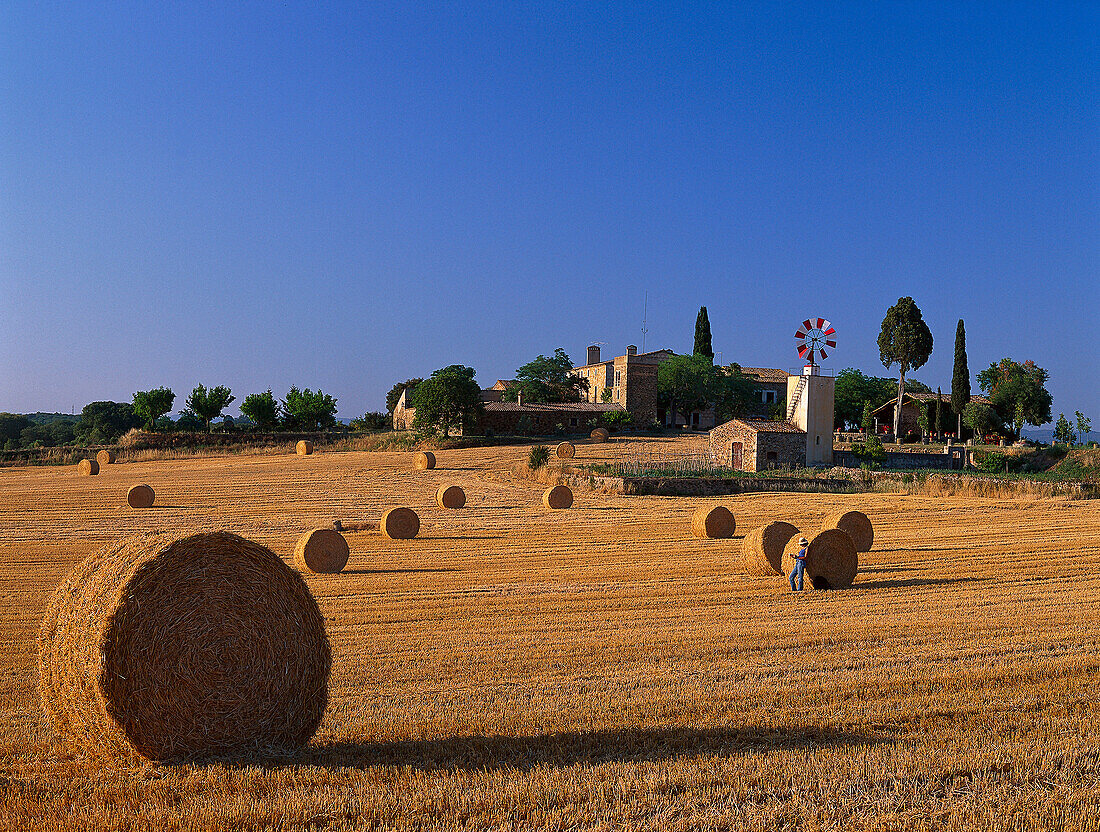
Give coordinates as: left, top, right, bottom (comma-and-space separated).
786, 318, 836, 466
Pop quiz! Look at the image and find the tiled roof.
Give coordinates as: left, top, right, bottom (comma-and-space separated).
907, 392, 991, 404
484, 401, 625, 413
716, 418, 805, 433
734, 366, 788, 383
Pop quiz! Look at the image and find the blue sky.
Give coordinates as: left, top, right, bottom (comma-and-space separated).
2, 2, 1096, 421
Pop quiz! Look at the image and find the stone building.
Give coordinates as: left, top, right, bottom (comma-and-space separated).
736, 367, 789, 417
574, 344, 666, 427
708, 418, 807, 471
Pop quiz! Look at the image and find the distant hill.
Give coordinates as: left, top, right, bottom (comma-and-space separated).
23, 412, 78, 425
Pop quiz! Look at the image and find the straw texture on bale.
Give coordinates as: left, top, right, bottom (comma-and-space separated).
415, 451, 436, 470
126, 484, 155, 509
294, 528, 349, 574
77, 459, 99, 476
543, 485, 573, 509
782, 528, 859, 590
381, 507, 420, 540
741, 521, 800, 576
436, 484, 466, 509
37, 531, 331, 762
555, 442, 576, 459
590, 428, 610, 443
296, 440, 314, 456
691, 505, 736, 539
823, 510, 874, 552
96, 450, 116, 466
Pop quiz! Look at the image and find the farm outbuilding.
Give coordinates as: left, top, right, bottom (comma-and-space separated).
709, 418, 806, 472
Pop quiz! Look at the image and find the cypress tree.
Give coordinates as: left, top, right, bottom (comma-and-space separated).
693, 307, 713, 360
951, 319, 970, 440
934, 387, 943, 442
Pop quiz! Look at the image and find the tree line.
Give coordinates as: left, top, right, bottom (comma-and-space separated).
0, 385, 344, 451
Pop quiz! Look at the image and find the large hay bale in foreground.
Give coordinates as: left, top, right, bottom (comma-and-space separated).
381, 507, 420, 539
590, 428, 610, 443
415, 451, 436, 470
543, 485, 573, 509
436, 484, 466, 509
294, 528, 349, 574
691, 505, 736, 539
126, 484, 155, 509
783, 528, 858, 590
37, 531, 330, 762
556, 442, 576, 459
77, 459, 99, 476
741, 521, 800, 576
296, 440, 314, 456
96, 450, 116, 466
822, 510, 874, 552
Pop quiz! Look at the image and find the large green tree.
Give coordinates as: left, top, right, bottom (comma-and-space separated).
715, 363, 759, 422
976, 358, 1053, 438
411, 365, 483, 437
0, 414, 32, 448
878, 297, 934, 441
693, 307, 714, 359
1076, 411, 1092, 446
77, 401, 141, 445
951, 319, 971, 440
833, 369, 897, 431
386, 378, 423, 414
240, 389, 281, 430
131, 389, 175, 432
185, 385, 235, 432
502, 348, 588, 403
657, 353, 721, 426
1053, 414, 1074, 445
282, 387, 338, 431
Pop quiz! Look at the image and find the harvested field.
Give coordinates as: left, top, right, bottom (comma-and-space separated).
1, 435, 1099, 830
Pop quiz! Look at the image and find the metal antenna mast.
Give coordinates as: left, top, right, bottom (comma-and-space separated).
641, 291, 648, 353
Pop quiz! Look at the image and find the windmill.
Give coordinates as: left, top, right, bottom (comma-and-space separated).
795, 318, 836, 367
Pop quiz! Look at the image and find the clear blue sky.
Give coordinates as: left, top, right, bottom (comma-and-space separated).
2, 2, 1097, 422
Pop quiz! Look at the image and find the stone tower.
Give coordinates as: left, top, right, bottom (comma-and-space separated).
786, 365, 835, 466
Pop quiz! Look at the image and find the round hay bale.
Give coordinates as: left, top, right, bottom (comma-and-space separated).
381, 507, 420, 539
77, 459, 99, 477
126, 484, 155, 509
556, 442, 576, 459
37, 531, 330, 762
543, 485, 573, 509
590, 428, 610, 443
294, 528, 349, 574
415, 451, 436, 470
783, 528, 858, 590
691, 505, 736, 539
741, 521, 800, 576
296, 440, 314, 456
96, 450, 116, 466
436, 484, 466, 509
822, 510, 874, 552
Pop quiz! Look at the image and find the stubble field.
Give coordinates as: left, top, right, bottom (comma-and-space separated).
1, 437, 1098, 831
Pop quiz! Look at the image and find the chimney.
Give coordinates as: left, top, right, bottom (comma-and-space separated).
626, 344, 638, 356
517, 390, 523, 406
587, 344, 601, 365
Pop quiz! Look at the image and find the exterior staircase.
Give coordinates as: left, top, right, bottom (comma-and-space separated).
786, 375, 807, 421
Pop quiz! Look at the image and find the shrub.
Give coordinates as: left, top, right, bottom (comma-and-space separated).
528, 445, 550, 470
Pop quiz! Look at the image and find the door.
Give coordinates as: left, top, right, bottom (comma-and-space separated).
730, 441, 743, 469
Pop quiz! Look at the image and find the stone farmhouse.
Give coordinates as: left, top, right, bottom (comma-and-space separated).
574, 345, 789, 430
393, 343, 792, 438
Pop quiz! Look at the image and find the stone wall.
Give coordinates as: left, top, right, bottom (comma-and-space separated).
709, 419, 807, 471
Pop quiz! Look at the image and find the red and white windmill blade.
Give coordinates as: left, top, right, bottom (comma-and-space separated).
795, 318, 836, 364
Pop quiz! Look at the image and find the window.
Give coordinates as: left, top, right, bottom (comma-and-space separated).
569, 418, 578, 427
614, 370, 621, 386
761, 390, 776, 403
692, 412, 700, 426
816, 435, 820, 445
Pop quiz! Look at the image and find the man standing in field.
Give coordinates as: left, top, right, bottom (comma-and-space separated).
790, 537, 809, 591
